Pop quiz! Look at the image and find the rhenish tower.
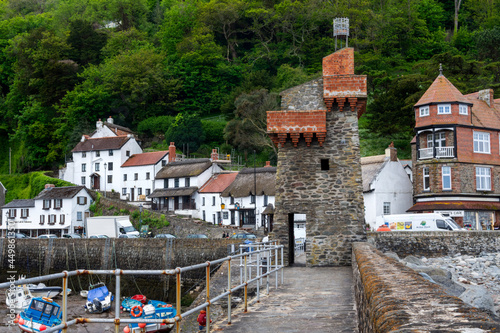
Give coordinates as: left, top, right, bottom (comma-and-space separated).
267, 47, 367, 266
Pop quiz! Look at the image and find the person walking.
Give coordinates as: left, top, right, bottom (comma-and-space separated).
197, 309, 211, 331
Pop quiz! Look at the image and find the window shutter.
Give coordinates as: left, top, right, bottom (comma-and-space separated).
84, 197, 88, 205
27, 209, 29, 217
14, 209, 16, 217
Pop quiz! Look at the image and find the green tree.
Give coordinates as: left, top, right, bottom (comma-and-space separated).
165, 113, 205, 152
67, 19, 108, 66
224, 89, 278, 156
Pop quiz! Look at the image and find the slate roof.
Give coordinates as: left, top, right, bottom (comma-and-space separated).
2, 199, 35, 208
148, 187, 198, 198
155, 159, 213, 179
415, 74, 470, 107
361, 155, 387, 193
90, 121, 134, 137
199, 173, 238, 193
35, 186, 89, 200
72, 136, 132, 152
121, 151, 169, 167
221, 167, 276, 197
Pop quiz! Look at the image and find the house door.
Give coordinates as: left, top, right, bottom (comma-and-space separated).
174, 197, 179, 210
92, 175, 100, 190
231, 211, 235, 225
130, 188, 134, 201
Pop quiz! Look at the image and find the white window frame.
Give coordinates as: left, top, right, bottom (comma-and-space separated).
383, 202, 391, 215
95, 163, 100, 171
77, 212, 83, 221
81, 164, 86, 172
39, 215, 45, 225
473, 131, 490, 153
459, 104, 468, 115
476, 167, 491, 191
437, 104, 451, 114
59, 214, 65, 224
81, 177, 86, 185
442, 166, 451, 190
427, 134, 434, 148
21, 208, 29, 218
423, 167, 430, 191
419, 106, 429, 117
122, 188, 127, 195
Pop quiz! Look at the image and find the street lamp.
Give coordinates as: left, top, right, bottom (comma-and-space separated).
104, 162, 107, 198
139, 204, 143, 236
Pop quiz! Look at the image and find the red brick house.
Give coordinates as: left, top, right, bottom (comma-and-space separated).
408, 70, 500, 230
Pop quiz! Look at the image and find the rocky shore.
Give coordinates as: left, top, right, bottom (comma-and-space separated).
385, 251, 500, 318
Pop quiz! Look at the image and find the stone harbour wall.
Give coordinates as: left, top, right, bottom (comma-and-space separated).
0, 238, 240, 300
368, 231, 500, 257
352, 242, 500, 332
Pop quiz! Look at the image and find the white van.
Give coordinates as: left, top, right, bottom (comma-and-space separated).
375, 213, 463, 231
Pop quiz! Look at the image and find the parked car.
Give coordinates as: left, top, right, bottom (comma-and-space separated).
37, 234, 58, 239
230, 233, 257, 240
154, 234, 176, 239
118, 234, 139, 238
186, 234, 208, 239
61, 233, 82, 239
89, 234, 109, 239
13, 233, 30, 238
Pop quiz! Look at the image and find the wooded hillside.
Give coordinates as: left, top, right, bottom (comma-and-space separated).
1, 0, 499, 173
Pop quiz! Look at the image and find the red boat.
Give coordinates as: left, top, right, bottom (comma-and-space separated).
131, 295, 147, 304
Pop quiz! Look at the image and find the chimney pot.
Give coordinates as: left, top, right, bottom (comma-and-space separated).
265, 161, 271, 167
45, 184, 55, 189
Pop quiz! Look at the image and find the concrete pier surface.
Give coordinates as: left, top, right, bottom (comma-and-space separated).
213, 255, 358, 333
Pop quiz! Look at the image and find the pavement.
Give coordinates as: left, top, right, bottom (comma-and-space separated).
212, 253, 358, 333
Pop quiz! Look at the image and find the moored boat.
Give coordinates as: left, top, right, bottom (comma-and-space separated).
84, 282, 113, 314
124, 302, 176, 333
16, 297, 62, 333
121, 297, 143, 312
5, 285, 33, 311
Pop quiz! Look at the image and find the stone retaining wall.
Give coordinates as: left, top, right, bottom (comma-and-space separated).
0, 238, 240, 300
368, 231, 500, 257
352, 242, 500, 332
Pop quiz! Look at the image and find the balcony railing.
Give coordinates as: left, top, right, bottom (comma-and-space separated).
419, 146, 454, 159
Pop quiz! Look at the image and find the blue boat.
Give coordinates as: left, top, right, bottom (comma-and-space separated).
126, 302, 176, 333
121, 297, 143, 312
17, 297, 62, 333
84, 282, 113, 314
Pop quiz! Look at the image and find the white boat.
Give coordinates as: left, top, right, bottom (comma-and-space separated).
80, 290, 88, 298
5, 285, 33, 311
28, 283, 71, 298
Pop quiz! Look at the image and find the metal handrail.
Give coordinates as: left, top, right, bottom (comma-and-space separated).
1, 241, 284, 333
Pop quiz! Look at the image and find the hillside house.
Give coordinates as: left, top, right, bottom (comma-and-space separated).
408, 69, 500, 230
220, 163, 276, 229
120, 150, 169, 201
197, 172, 238, 224
0, 185, 93, 237
362, 145, 413, 230
148, 158, 223, 216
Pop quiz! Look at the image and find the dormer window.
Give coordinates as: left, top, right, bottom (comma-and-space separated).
419, 106, 429, 117
437, 104, 451, 114
459, 104, 468, 115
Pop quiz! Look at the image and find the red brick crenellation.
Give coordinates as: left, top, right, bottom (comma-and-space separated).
267, 110, 327, 147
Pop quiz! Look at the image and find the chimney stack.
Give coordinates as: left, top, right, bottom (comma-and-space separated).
168, 142, 176, 163
211, 149, 218, 161
45, 184, 55, 189
265, 161, 271, 167
107, 116, 114, 124
96, 118, 103, 129
385, 142, 397, 162
478, 89, 494, 107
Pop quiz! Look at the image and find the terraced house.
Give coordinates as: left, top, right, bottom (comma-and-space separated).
409, 68, 500, 230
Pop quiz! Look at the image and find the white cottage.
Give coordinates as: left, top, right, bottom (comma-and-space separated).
148, 158, 223, 216
198, 172, 238, 224
361, 145, 413, 230
120, 150, 170, 202
220, 164, 276, 230
0, 185, 93, 237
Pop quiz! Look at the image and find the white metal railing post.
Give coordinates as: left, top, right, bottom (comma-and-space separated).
239, 246, 243, 285
227, 258, 232, 325
281, 246, 284, 285
115, 271, 121, 333
256, 251, 260, 302
266, 248, 270, 294
244, 255, 248, 313
275, 246, 278, 289
176, 268, 181, 333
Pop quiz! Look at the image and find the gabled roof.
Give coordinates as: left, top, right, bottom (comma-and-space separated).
415, 74, 470, 107
361, 155, 387, 193
221, 167, 276, 197
35, 186, 89, 200
155, 159, 213, 179
464, 92, 500, 128
2, 199, 35, 208
199, 173, 238, 193
72, 136, 132, 152
121, 151, 169, 167
92, 122, 134, 137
